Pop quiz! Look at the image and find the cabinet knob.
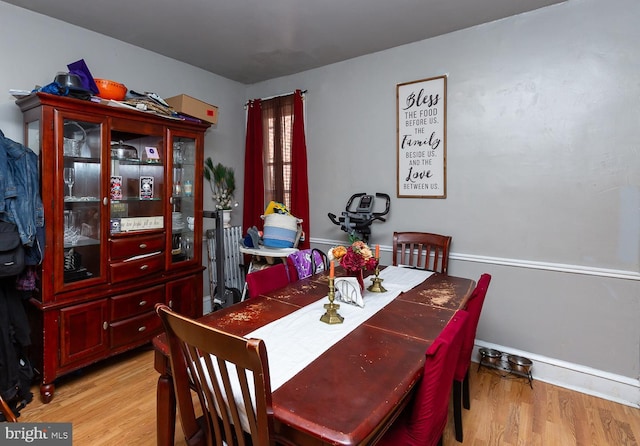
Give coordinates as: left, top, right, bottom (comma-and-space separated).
139, 300, 147, 306
103, 197, 108, 205
139, 243, 148, 249
138, 326, 146, 333
140, 264, 149, 270
103, 321, 108, 330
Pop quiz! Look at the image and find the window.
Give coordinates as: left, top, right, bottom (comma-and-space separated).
243, 90, 309, 249
261, 95, 294, 210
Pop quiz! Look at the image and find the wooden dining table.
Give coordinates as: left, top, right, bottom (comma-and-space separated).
153, 267, 476, 446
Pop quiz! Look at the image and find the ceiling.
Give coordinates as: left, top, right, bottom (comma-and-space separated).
7, 0, 566, 84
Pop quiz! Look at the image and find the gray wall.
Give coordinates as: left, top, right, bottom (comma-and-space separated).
1, 0, 638, 402
246, 0, 640, 388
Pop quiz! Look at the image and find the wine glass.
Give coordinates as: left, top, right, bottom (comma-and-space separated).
63, 167, 75, 198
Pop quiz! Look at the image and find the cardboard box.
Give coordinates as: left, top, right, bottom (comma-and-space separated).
164, 94, 218, 124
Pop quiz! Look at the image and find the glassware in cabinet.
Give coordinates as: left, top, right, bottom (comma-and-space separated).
61, 118, 103, 285
108, 130, 164, 236
170, 136, 197, 265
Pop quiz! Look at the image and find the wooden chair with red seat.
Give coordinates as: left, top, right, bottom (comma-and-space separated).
378, 310, 469, 446
155, 304, 295, 446
453, 273, 492, 442
392, 231, 452, 274
245, 263, 290, 299
0, 395, 18, 422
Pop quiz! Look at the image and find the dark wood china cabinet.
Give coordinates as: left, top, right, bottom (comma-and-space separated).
16, 93, 210, 402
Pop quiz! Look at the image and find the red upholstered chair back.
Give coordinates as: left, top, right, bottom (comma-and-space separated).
245, 263, 290, 299
379, 310, 468, 446
455, 273, 492, 381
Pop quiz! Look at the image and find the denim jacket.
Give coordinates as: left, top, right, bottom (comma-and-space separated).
0, 130, 45, 265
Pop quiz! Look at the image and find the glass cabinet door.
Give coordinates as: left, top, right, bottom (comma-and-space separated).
170, 135, 197, 266
109, 128, 164, 236
61, 117, 104, 285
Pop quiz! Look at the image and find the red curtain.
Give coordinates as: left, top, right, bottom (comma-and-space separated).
243, 91, 310, 249
291, 90, 310, 249
242, 99, 265, 231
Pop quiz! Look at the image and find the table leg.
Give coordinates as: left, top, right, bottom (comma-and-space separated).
156, 373, 176, 446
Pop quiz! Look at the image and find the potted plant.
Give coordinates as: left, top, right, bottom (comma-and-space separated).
204, 157, 236, 226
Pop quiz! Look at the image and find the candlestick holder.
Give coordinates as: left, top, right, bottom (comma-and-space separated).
367, 263, 387, 293
320, 277, 344, 324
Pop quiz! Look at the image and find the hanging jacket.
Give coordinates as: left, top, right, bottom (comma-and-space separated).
0, 130, 44, 265
0, 279, 33, 416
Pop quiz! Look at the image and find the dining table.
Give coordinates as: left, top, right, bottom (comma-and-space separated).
153, 266, 476, 446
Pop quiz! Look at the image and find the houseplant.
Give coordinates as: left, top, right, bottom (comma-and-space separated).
204, 157, 236, 227
204, 157, 236, 210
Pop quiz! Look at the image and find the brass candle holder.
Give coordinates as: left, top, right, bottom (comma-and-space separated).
320, 277, 344, 324
367, 262, 387, 293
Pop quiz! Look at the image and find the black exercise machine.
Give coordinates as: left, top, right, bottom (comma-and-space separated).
328, 192, 390, 243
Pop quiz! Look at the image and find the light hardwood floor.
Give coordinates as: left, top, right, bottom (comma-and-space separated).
18, 346, 639, 445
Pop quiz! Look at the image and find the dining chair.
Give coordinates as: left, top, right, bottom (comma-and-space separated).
245, 263, 291, 299
392, 231, 452, 274
453, 273, 492, 442
379, 310, 469, 446
155, 304, 295, 446
286, 248, 328, 281
0, 395, 17, 422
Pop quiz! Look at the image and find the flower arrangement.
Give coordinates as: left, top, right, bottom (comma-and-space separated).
328, 240, 378, 272
204, 157, 236, 210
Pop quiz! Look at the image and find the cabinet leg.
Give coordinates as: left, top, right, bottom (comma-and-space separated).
40, 382, 55, 404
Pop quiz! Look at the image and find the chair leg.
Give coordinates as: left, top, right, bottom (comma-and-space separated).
0, 396, 17, 422
463, 370, 471, 410
453, 380, 463, 443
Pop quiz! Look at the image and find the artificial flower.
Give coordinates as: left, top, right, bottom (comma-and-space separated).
328, 240, 377, 272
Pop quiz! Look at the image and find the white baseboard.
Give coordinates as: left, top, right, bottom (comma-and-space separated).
474, 340, 640, 409
201, 294, 639, 409
203, 294, 216, 314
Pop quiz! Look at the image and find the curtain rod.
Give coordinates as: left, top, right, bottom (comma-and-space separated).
245, 89, 307, 107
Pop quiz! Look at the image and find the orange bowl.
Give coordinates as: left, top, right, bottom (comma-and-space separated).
94, 78, 127, 101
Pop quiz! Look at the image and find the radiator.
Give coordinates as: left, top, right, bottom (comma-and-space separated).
206, 225, 245, 296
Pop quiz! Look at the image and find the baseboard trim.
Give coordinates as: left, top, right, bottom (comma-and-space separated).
474, 340, 640, 408
203, 294, 217, 314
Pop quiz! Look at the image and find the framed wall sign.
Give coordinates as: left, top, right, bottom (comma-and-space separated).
396, 75, 447, 198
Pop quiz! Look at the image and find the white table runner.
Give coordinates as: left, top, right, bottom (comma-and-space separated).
246, 266, 433, 391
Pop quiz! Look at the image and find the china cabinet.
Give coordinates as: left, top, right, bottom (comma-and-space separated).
16, 93, 211, 402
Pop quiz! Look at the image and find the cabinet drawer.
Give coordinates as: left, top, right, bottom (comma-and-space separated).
110, 285, 165, 321
110, 253, 164, 284
110, 311, 162, 349
110, 234, 165, 261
